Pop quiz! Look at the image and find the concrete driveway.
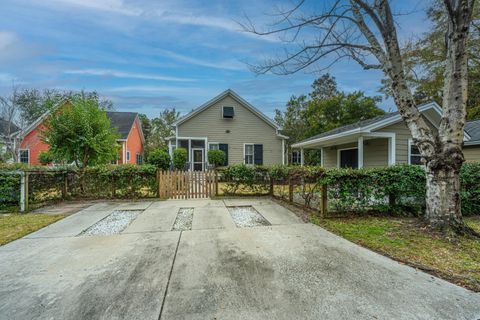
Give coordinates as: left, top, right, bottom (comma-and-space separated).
0, 199, 479, 320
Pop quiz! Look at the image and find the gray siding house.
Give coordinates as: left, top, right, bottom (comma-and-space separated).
292, 102, 480, 168
168, 89, 287, 170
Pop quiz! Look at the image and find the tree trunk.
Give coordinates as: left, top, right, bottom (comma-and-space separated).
425, 166, 462, 230
424, 161, 477, 236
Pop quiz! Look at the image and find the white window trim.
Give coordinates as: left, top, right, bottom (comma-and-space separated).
243, 143, 255, 165
126, 150, 130, 162
292, 150, 301, 165
408, 138, 422, 165
208, 142, 219, 150
18, 149, 30, 164
222, 105, 235, 119
337, 147, 358, 168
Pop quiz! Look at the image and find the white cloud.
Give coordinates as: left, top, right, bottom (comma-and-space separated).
44, 0, 141, 16
64, 69, 195, 82
0, 31, 42, 65
156, 49, 245, 71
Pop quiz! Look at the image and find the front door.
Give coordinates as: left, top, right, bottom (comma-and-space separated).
192, 148, 204, 171
340, 148, 358, 168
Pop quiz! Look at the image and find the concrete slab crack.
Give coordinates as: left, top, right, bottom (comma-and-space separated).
158, 230, 182, 320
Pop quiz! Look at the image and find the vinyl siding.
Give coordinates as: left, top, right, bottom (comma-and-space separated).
375, 116, 437, 165
375, 121, 411, 164
363, 138, 388, 168
177, 95, 283, 165
464, 145, 480, 162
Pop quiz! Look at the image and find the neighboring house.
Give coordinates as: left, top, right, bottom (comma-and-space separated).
0, 118, 20, 161
292, 102, 480, 168
16, 102, 144, 165
168, 89, 287, 171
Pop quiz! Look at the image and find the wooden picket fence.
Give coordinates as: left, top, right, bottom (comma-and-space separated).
157, 170, 217, 199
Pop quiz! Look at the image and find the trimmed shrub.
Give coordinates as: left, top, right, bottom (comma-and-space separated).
460, 162, 480, 215
208, 149, 226, 168
220, 164, 269, 195
173, 148, 188, 170
147, 149, 170, 170
38, 151, 55, 165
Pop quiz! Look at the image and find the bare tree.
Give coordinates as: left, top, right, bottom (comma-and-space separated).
0, 85, 21, 162
243, 0, 477, 235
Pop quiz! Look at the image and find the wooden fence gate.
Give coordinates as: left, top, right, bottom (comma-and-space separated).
157, 170, 217, 199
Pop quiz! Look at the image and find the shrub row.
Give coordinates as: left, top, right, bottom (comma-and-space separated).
218, 163, 480, 216
0, 164, 158, 209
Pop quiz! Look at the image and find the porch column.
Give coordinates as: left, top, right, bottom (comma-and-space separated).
358, 136, 364, 168
388, 135, 396, 165
320, 148, 324, 167
300, 148, 304, 166
168, 140, 172, 158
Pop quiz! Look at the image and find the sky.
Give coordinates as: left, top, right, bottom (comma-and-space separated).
0, 0, 432, 119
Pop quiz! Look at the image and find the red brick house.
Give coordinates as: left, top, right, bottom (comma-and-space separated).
17, 102, 145, 165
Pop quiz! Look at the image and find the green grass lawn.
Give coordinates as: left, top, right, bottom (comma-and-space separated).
311, 215, 480, 292
0, 213, 65, 246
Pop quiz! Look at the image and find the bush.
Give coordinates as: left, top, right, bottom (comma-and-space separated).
208, 149, 226, 168
173, 148, 188, 170
220, 164, 269, 195
460, 162, 480, 215
147, 149, 170, 170
38, 151, 54, 165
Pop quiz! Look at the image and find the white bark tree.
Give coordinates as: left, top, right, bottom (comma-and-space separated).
243, 0, 477, 235
0, 85, 21, 162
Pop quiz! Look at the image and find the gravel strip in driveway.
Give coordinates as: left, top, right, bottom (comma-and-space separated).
172, 208, 194, 231
80, 210, 142, 236
227, 206, 270, 228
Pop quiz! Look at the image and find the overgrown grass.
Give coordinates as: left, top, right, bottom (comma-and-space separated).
311, 215, 480, 292
0, 213, 65, 246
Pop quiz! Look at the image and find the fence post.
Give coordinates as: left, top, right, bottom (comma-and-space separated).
388, 193, 396, 208
288, 177, 293, 203
320, 184, 328, 218
20, 171, 29, 213
215, 170, 219, 196
269, 177, 274, 196
62, 171, 68, 199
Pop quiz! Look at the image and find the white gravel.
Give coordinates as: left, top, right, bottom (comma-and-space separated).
227, 206, 270, 228
81, 210, 141, 236
172, 208, 194, 231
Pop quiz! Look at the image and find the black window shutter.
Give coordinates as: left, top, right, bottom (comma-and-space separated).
254, 144, 263, 165
219, 144, 228, 166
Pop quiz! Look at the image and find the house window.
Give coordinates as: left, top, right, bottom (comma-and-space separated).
222, 106, 234, 119
409, 140, 422, 165
209, 143, 219, 150
19, 149, 29, 164
136, 153, 143, 165
126, 151, 130, 162
292, 150, 301, 164
244, 144, 254, 165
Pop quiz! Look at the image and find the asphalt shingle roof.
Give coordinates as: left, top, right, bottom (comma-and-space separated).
465, 119, 480, 143
106, 111, 137, 139
298, 112, 399, 143
0, 118, 20, 137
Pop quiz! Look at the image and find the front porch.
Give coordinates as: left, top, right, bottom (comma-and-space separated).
168, 137, 212, 171
292, 132, 396, 168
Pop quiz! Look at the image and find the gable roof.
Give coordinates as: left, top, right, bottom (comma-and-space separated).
0, 118, 20, 137
174, 89, 281, 131
106, 111, 138, 140
465, 119, 480, 145
292, 102, 444, 148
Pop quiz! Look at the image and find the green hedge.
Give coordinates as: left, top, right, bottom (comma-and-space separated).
218, 163, 480, 216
